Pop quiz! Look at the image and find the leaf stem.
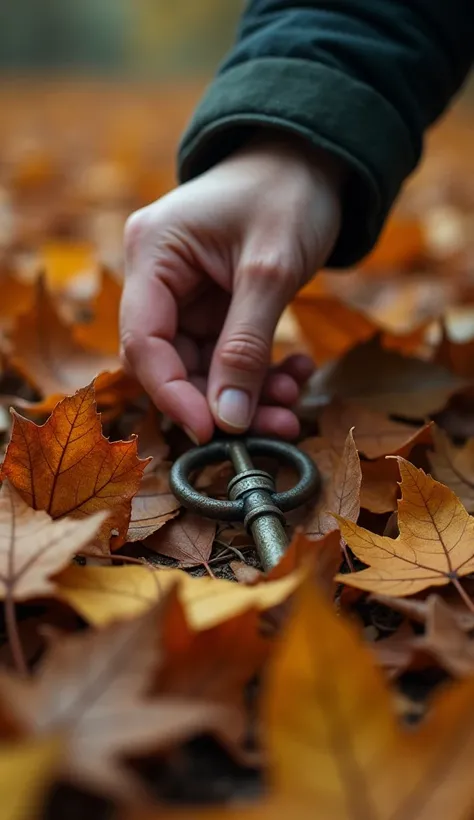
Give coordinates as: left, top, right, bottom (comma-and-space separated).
203, 561, 216, 579
452, 577, 474, 613
340, 538, 355, 573
5, 592, 28, 677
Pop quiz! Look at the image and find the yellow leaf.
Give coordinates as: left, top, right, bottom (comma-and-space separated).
335, 458, 474, 596
0, 736, 61, 820
54, 564, 302, 630
40, 241, 97, 290
74, 268, 122, 356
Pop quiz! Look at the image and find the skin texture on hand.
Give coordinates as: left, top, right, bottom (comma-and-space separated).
120, 131, 344, 444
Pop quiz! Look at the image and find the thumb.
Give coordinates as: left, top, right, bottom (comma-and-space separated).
208, 261, 294, 433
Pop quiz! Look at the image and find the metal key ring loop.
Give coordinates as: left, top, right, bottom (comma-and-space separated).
170, 437, 320, 521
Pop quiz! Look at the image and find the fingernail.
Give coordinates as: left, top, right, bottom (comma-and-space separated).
217, 389, 251, 429
183, 426, 200, 446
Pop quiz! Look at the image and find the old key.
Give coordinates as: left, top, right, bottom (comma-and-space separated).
170, 437, 320, 571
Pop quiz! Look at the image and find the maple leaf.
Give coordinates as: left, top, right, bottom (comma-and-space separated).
0, 607, 231, 800
335, 458, 474, 597
147, 511, 216, 569
412, 595, 474, 678
54, 564, 302, 630
73, 267, 121, 356
428, 425, 474, 512
319, 398, 431, 459
8, 278, 118, 399
301, 336, 464, 418
372, 589, 474, 631
0, 481, 105, 601
132, 578, 474, 820
2, 382, 148, 554
302, 430, 361, 539
0, 736, 62, 820
127, 468, 180, 542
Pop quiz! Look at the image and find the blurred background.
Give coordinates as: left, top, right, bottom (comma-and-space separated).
0, 1, 472, 364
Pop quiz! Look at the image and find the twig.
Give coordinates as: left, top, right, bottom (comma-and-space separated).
452, 577, 474, 613
340, 538, 355, 573
203, 561, 216, 579
77, 552, 150, 567
5, 591, 27, 676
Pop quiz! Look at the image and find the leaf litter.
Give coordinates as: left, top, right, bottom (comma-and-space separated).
0, 89, 474, 819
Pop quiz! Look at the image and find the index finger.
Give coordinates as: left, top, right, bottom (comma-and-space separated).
120, 271, 214, 444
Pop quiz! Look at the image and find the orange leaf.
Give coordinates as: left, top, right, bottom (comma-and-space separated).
40, 241, 97, 290
8, 279, 119, 399
335, 459, 474, 596
2, 382, 148, 554
74, 267, 121, 356
290, 297, 375, 366
0, 270, 34, 330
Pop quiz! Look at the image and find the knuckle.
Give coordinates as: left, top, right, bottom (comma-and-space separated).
123, 209, 149, 260
241, 256, 298, 297
120, 328, 145, 363
219, 329, 269, 373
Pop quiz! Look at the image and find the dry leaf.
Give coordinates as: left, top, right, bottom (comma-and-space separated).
2, 382, 148, 554
301, 336, 464, 417
74, 267, 121, 356
372, 591, 474, 631
360, 458, 401, 513
319, 399, 428, 459
335, 458, 474, 596
8, 279, 118, 399
372, 621, 419, 679
54, 564, 302, 630
158, 591, 269, 711
40, 241, 97, 291
133, 578, 474, 820
413, 595, 474, 677
134, 404, 169, 467
0, 607, 230, 800
268, 530, 342, 599
0, 736, 62, 820
429, 425, 474, 512
127, 469, 180, 542
0, 481, 105, 601
0, 270, 34, 331
303, 430, 361, 539
290, 297, 375, 365
146, 511, 216, 568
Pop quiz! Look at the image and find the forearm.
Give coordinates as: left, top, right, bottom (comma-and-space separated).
179, 0, 473, 266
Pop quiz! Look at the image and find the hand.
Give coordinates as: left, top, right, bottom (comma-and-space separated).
120, 131, 344, 444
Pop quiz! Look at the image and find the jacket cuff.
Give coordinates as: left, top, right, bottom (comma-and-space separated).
178, 57, 417, 267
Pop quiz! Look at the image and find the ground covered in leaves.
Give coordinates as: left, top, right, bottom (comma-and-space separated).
1, 84, 474, 820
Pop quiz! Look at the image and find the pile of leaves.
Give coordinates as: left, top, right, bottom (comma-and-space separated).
1, 87, 474, 820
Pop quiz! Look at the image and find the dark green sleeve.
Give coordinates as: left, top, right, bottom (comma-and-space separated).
178, 1, 473, 267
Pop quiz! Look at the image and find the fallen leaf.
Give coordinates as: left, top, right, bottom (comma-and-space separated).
335, 458, 474, 596
319, 399, 430, 459
268, 530, 342, 599
360, 458, 401, 513
146, 511, 215, 569
134, 404, 169, 467
8, 279, 118, 399
0, 481, 105, 601
0, 607, 230, 800
158, 591, 270, 712
2, 382, 148, 554
290, 297, 376, 366
54, 564, 302, 630
74, 267, 121, 356
40, 241, 97, 291
0, 737, 62, 820
435, 327, 474, 378
428, 425, 474, 512
134, 577, 474, 820
372, 621, 419, 679
372, 591, 474, 631
303, 430, 361, 539
127, 469, 180, 542
0, 270, 34, 331
413, 595, 474, 677
301, 336, 464, 417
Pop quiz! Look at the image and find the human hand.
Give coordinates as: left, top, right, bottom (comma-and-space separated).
121, 132, 344, 444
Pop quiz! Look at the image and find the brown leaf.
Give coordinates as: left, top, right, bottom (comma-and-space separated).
372, 591, 474, 631
0, 606, 230, 800
268, 530, 342, 599
127, 468, 180, 542
336, 459, 474, 596
0, 481, 104, 601
73, 267, 121, 356
372, 620, 419, 679
290, 297, 376, 366
303, 430, 361, 539
319, 398, 428, 459
301, 336, 464, 418
146, 511, 216, 568
0, 270, 34, 331
414, 596, 474, 677
428, 425, 474, 512
2, 382, 148, 554
134, 404, 169, 468
8, 278, 119, 399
